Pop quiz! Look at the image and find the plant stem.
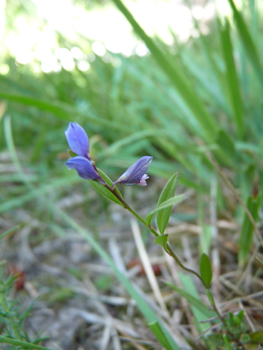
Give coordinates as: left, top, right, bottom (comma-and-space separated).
166, 245, 206, 285
104, 184, 159, 236
105, 184, 207, 285
0, 291, 22, 342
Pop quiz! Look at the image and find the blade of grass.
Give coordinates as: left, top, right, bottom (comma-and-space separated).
148, 321, 174, 350
165, 280, 216, 319
238, 195, 261, 266
219, 18, 244, 139
227, 0, 263, 88
0, 92, 128, 131
0, 225, 21, 241
0, 177, 80, 214
179, 273, 213, 333
111, 0, 218, 142
0, 336, 54, 350
185, 0, 230, 113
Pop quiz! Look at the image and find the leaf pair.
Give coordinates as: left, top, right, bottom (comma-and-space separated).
146, 172, 184, 227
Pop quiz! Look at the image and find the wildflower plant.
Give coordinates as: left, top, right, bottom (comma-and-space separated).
65, 122, 263, 349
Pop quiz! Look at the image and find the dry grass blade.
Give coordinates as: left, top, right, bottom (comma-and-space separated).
130, 218, 169, 317
118, 330, 149, 350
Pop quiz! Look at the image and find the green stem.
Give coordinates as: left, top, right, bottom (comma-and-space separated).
166, 245, 206, 285
105, 184, 206, 285
105, 184, 159, 236
0, 292, 22, 342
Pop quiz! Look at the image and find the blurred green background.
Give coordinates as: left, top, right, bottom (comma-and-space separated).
0, 0, 263, 265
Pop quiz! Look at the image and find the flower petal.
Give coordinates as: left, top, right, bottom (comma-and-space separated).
66, 156, 101, 180
114, 156, 153, 185
65, 122, 89, 158
138, 174, 149, 186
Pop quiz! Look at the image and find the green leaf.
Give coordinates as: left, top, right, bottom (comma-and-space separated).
227, 0, 263, 88
200, 253, 213, 288
250, 330, 263, 344
216, 129, 236, 160
156, 173, 178, 234
165, 281, 216, 319
154, 234, 168, 252
89, 168, 124, 207
145, 194, 185, 226
238, 195, 260, 266
219, 18, 244, 139
148, 321, 174, 350
240, 334, 250, 344
223, 335, 232, 350
236, 310, 244, 321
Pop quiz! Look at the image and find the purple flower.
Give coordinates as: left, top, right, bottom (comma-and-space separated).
113, 156, 153, 186
65, 122, 90, 159
65, 122, 101, 181
66, 156, 101, 180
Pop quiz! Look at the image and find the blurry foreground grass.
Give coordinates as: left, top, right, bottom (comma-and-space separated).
1, 0, 263, 349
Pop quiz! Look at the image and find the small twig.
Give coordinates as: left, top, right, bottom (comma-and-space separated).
238, 301, 255, 332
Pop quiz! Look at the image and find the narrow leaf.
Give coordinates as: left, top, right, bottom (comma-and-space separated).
145, 194, 185, 226
216, 129, 236, 160
154, 234, 168, 252
238, 195, 260, 265
0, 336, 54, 350
157, 173, 178, 234
148, 321, 174, 350
256, 256, 263, 265
200, 253, 213, 288
0, 92, 128, 131
219, 18, 244, 139
0, 225, 21, 241
227, 0, 263, 88
223, 335, 232, 350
